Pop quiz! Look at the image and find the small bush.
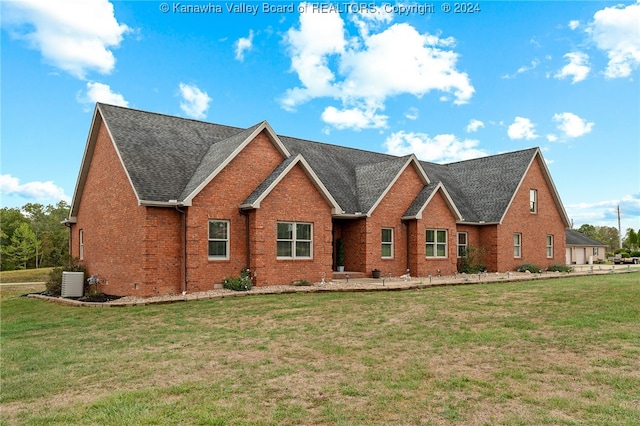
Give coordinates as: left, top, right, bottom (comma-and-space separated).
516, 263, 542, 273
457, 246, 487, 274
45, 257, 86, 295
547, 264, 572, 273
293, 279, 312, 286
630, 250, 640, 257
223, 269, 252, 291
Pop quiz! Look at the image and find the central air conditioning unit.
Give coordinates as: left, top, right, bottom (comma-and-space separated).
61, 271, 85, 298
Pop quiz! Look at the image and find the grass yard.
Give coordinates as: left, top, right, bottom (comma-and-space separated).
0, 268, 52, 284
1, 274, 639, 425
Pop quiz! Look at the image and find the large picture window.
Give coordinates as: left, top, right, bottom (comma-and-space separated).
208, 220, 229, 259
277, 222, 312, 259
382, 228, 394, 258
426, 229, 447, 258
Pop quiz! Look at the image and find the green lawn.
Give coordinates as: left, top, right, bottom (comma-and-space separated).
1, 274, 639, 425
0, 268, 52, 284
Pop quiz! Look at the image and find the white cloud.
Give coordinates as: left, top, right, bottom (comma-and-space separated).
587, 1, 640, 78
567, 193, 640, 228
466, 119, 484, 133
553, 112, 594, 138
546, 134, 559, 142
502, 58, 541, 79
2, 0, 129, 79
404, 107, 419, 120
234, 30, 254, 61
555, 52, 590, 83
282, 4, 474, 130
77, 82, 128, 107
568, 20, 580, 30
507, 117, 538, 140
0, 174, 70, 203
384, 131, 488, 163
321, 103, 388, 130
178, 83, 212, 119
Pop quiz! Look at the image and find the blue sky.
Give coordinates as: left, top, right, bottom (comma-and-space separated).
1, 0, 639, 233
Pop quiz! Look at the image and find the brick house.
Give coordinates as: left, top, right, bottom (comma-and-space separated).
65, 104, 570, 296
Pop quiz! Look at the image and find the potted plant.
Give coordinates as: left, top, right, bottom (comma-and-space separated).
336, 238, 345, 272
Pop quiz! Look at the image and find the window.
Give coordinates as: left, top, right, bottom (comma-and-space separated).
530, 189, 537, 213
382, 228, 394, 258
593, 247, 599, 256
277, 222, 312, 259
208, 220, 229, 259
457, 232, 468, 258
514, 233, 522, 258
546, 235, 554, 258
79, 229, 84, 260
426, 229, 447, 258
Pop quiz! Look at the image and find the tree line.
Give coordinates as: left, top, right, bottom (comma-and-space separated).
575, 224, 639, 254
1, 201, 70, 271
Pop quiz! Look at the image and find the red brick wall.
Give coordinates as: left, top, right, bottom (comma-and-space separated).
411, 189, 458, 276
185, 131, 285, 291
366, 163, 424, 277
250, 163, 334, 286
477, 225, 499, 272
71, 120, 183, 296
497, 155, 567, 271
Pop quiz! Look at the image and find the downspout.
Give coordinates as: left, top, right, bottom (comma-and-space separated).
175, 206, 187, 294
64, 221, 72, 259
403, 219, 411, 273
239, 208, 251, 274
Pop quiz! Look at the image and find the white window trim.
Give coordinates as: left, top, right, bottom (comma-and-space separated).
457, 232, 468, 258
382, 228, 394, 259
514, 233, 522, 258
426, 229, 448, 258
546, 235, 554, 258
208, 220, 230, 260
79, 229, 84, 260
530, 189, 538, 213
277, 222, 313, 259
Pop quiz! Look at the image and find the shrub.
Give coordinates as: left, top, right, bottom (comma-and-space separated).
457, 246, 486, 274
516, 263, 542, 273
293, 279, 312, 286
45, 257, 86, 296
547, 264, 572, 273
223, 269, 252, 291
630, 250, 640, 257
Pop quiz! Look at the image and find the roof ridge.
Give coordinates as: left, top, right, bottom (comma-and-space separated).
441, 146, 538, 167
97, 102, 246, 130
280, 134, 400, 159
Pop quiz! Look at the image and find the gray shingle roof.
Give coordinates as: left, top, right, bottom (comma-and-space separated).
566, 229, 607, 246
99, 103, 244, 203
90, 104, 557, 224
403, 182, 441, 218
180, 123, 263, 201
242, 155, 299, 206
421, 148, 538, 223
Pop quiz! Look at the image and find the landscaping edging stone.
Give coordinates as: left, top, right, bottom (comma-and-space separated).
26, 266, 640, 308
